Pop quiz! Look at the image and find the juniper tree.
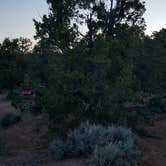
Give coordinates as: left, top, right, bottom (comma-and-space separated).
34, 0, 78, 53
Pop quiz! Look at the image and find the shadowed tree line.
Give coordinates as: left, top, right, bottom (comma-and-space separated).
0, 0, 166, 132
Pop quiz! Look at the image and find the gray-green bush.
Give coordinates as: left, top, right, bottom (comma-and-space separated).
90, 141, 140, 166
49, 140, 66, 160
49, 122, 140, 165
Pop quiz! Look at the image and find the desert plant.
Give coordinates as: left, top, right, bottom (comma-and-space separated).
0, 112, 21, 127
90, 140, 140, 166
49, 122, 139, 163
48, 140, 66, 160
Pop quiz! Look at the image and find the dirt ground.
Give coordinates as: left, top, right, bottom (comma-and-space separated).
0, 94, 87, 166
0, 93, 166, 166
140, 117, 166, 166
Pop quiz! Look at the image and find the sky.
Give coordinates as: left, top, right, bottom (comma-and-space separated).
0, 0, 48, 42
0, 0, 166, 42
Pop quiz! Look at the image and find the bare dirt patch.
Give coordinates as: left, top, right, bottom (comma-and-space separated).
0, 94, 87, 166
140, 117, 166, 166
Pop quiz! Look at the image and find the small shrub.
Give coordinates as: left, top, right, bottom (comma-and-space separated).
48, 140, 66, 160
90, 140, 140, 166
0, 140, 9, 156
1, 112, 21, 127
49, 122, 139, 165
147, 97, 166, 114
64, 123, 136, 157
91, 143, 126, 166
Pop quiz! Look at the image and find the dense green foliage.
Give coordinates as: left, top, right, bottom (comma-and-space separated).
33, 35, 143, 133
0, 37, 32, 90
33, 0, 146, 50
0, 0, 166, 132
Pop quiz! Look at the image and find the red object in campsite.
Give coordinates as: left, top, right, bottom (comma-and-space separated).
21, 90, 33, 96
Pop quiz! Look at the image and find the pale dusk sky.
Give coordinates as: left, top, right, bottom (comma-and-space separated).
0, 0, 166, 42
